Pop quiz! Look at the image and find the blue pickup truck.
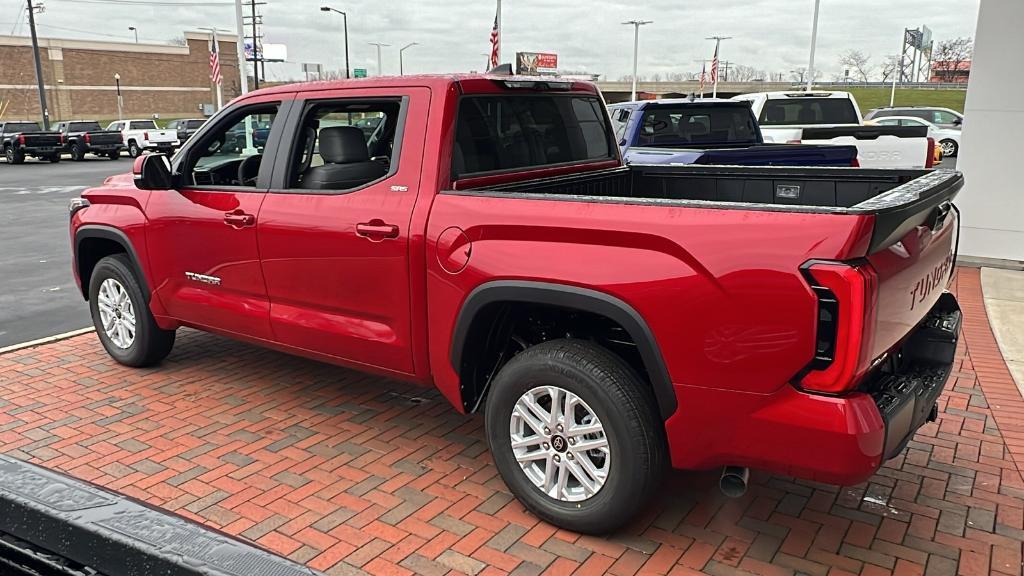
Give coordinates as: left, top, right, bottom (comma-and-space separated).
608, 98, 858, 167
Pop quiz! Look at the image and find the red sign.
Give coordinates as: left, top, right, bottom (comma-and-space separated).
516, 52, 558, 75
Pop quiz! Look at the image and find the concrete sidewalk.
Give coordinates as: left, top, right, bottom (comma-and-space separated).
982, 268, 1024, 396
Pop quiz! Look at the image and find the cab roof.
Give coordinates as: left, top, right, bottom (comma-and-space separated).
243, 74, 600, 99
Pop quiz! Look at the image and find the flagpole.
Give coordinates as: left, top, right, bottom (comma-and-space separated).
495, 0, 501, 64
705, 35, 731, 98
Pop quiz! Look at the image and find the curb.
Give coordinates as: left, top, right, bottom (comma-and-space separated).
0, 327, 94, 355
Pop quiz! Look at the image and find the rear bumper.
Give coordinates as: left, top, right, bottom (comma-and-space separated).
665, 292, 961, 485
84, 144, 123, 153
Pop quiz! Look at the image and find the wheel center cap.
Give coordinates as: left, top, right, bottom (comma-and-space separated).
550, 435, 568, 453
115, 309, 122, 319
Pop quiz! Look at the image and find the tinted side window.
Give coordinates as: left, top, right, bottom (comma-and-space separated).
932, 110, 959, 124
759, 98, 859, 125
453, 94, 614, 177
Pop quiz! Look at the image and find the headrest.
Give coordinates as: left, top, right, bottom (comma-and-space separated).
765, 106, 785, 123
319, 126, 369, 164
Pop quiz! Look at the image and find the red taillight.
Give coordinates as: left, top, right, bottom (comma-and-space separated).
18, 134, 25, 145
850, 157, 860, 168
925, 137, 936, 168
84, 133, 91, 144
798, 261, 879, 394
786, 139, 802, 144
58, 134, 64, 145
143, 131, 149, 140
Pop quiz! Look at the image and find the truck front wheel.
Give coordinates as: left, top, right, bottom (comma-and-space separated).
484, 339, 666, 534
70, 143, 86, 161
127, 141, 141, 158
88, 254, 175, 367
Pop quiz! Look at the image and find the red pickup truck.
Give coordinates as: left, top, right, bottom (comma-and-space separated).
69, 75, 962, 533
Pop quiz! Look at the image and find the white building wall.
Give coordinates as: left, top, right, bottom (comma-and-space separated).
957, 0, 1024, 261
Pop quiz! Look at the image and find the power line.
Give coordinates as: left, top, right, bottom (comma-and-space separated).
48, 0, 233, 6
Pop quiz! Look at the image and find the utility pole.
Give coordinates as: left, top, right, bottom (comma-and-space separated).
250, 0, 259, 89
806, 0, 820, 91
26, 0, 50, 129
368, 42, 390, 76
705, 36, 731, 98
235, 0, 249, 93
622, 20, 652, 102
890, 30, 905, 107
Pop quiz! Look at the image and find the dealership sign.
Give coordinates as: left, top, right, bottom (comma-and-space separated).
516, 52, 558, 75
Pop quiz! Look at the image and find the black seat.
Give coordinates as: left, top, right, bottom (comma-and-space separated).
301, 126, 385, 190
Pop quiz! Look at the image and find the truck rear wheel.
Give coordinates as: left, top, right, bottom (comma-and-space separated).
127, 141, 141, 158
484, 339, 665, 534
48, 153, 61, 163
5, 146, 25, 164
70, 143, 85, 161
88, 254, 175, 367
107, 150, 120, 160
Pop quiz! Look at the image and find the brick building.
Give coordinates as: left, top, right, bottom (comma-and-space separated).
0, 31, 241, 123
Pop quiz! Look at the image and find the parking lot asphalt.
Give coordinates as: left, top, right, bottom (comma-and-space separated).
0, 157, 130, 348
0, 267, 1021, 576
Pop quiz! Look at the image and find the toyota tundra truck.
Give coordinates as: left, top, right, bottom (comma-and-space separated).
69, 74, 962, 533
1, 121, 63, 163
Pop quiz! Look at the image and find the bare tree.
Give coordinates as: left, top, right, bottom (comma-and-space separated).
837, 50, 872, 82
878, 55, 899, 83
931, 37, 973, 82
649, 72, 663, 82
730, 64, 765, 82
167, 35, 188, 47
789, 67, 822, 84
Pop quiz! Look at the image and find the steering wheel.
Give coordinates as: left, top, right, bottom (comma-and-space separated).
237, 154, 261, 187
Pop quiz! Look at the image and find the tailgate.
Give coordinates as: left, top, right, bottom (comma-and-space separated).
802, 126, 929, 169
861, 171, 961, 361
24, 133, 62, 147
149, 130, 177, 143
88, 131, 123, 145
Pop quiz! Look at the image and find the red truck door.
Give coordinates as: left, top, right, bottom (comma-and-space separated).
256, 87, 430, 376
145, 97, 287, 340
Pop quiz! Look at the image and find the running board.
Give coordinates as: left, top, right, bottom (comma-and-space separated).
0, 455, 322, 576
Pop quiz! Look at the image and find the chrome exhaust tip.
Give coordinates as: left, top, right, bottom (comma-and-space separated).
719, 466, 749, 498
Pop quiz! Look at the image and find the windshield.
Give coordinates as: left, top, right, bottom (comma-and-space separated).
759, 97, 860, 125
4, 122, 41, 133
636, 105, 758, 147
69, 121, 103, 132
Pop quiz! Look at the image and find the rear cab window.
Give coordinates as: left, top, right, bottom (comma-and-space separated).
759, 97, 860, 126
453, 92, 617, 179
69, 122, 103, 132
4, 122, 41, 133
130, 120, 158, 130
637, 104, 758, 147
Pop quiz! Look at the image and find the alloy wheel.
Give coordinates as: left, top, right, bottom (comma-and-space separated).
96, 278, 136, 349
509, 385, 611, 502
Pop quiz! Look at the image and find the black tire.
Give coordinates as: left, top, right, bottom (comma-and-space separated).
88, 254, 175, 367
940, 139, 959, 158
484, 339, 666, 534
71, 142, 85, 161
48, 153, 61, 163
127, 141, 141, 158
107, 150, 120, 160
5, 146, 25, 164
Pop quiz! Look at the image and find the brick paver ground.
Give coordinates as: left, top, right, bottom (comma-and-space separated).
1, 267, 1023, 576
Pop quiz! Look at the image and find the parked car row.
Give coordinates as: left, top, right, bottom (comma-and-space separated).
1, 117, 212, 164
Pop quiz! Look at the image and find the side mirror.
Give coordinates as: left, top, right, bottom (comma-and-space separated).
953, 118, 962, 126
133, 154, 173, 190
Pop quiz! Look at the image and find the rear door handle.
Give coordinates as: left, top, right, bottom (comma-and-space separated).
356, 219, 399, 241
224, 209, 255, 228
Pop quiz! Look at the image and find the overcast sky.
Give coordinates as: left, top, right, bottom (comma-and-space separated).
2, 0, 980, 82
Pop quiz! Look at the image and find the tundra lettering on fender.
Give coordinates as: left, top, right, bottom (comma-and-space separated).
70, 74, 964, 534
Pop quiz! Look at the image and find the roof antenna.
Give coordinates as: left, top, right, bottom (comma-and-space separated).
487, 63, 513, 75
688, 92, 696, 102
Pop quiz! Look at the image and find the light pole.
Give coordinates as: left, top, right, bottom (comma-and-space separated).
320, 6, 350, 79
622, 20, 652, 102
114, 73, 122, 120
805, 0, 820, 91
128, 26, 138, 43
26, 0, 50, 130
368, 42, 390, 76
399, 42, 418, 75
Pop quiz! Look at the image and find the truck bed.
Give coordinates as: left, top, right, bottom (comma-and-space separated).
458, 165, 961, 254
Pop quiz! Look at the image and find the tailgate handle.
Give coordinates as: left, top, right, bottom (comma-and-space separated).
926, 202, 952, 231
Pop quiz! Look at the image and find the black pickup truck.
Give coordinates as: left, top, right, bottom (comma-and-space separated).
1, 121, 63, 164
53, 121, 124, 160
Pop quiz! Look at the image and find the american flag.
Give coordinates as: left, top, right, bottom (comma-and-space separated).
488, 5, 500, 69
698, 61, 706, 94
709, 44, 719, 85
209, 37, 222, 85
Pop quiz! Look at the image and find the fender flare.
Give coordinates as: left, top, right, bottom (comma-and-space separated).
450, 280, 678, 420
74, 225, 151, 301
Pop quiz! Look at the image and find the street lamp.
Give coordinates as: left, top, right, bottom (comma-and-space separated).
621, 20, 652, 102
114, 73, 123, 120
128, 26, 138, 43
399, 42, 418, 75
805, 0, 820, 91
320, 6, 350, 79
368, 42, 390, 76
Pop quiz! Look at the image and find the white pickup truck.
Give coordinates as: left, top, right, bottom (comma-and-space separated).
732, 91, 935, 169
106, 119, 179, 158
